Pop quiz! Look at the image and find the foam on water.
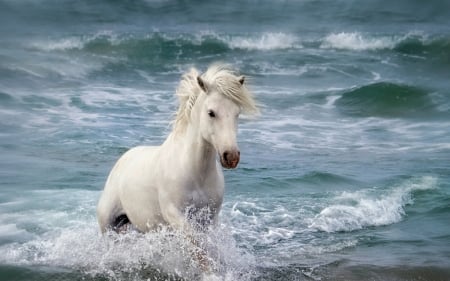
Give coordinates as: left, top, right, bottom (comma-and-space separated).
321, 32, 397, 51
248, 84, 450, 155
222, 196, 362, 268
227, 32, 299, 51
309, 176, 438, 233
1, 226, 255, 280
0, 83, 175, 136
319, 32, 442, 52
0, 224, 34, 243
31, 37, 87, 51
29, 31, 300, 54
29, 31, 122, 52
0, 190, 256, 281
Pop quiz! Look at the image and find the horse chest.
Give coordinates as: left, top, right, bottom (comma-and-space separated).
186, 185, 218, 208
183, 185, 221, 227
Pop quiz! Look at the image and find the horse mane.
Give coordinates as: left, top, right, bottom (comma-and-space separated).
173, 63, 258, 134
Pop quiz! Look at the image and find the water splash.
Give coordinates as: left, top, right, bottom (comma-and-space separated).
309, 176, 438, 232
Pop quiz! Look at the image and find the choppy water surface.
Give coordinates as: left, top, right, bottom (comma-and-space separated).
1, 1, 449, 280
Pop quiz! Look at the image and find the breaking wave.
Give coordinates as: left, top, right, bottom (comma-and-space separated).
321, 32, 397, 51
321, 32, 450, 59
309, 176, 438, 233
30, 31, 300, 55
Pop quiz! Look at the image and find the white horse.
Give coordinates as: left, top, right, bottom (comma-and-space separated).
96, 63, 258, 269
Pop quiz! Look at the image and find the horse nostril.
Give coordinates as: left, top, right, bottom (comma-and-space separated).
221, 150, 240, 168
223, 151, 239, 162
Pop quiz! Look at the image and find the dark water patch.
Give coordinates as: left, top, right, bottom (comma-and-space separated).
0, 265, 184, 281
69, 96, 95, 112
21, 95, 63, 109
235, 170, 360, 194
0, 92, 13, 103
321, 263, 450, 281
405, 188, 450, 219
300, 171, 356, 186
395, 36, 450, 63
254, 263, 450, 281
0, 265, 92, 281
429, 196, 450, 215
335, 82, 440, 119
0, 92, 20, 111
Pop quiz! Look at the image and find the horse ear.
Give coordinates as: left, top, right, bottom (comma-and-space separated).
197, 76, 207, 92
238, 76, 245, 85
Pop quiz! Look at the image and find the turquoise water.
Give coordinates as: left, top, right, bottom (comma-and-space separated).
1, 1, 450, 280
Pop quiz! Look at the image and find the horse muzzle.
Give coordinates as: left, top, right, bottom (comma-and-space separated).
220, 150, 240, 169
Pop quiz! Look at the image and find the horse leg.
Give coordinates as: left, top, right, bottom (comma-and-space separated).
161, 204, 212, 272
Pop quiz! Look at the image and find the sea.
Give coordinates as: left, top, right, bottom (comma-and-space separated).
1, 1, 449, 280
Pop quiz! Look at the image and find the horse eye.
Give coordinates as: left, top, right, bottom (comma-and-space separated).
208, 110, 216, 118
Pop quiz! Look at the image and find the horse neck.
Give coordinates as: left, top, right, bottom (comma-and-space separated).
167, 121, 217, 177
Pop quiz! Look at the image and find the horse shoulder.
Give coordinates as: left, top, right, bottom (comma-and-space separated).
157, 162, 225, 223
105, 146, 155, 184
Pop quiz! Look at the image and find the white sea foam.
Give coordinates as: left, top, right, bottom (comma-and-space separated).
31, 37, 86, 51
223, 198, 360, 267
245, 62, 309, 76
30, 31, 299, 53
227, 32, 299, 50
30, 31, 120, 51
309, 176, 438, 232
248, 99, 450, 154
0, 224, 34, 243
321, 32, 397, 51
0, 189, 255, 281
262, 227, 295, 244
1, 225, 254, 280
8, 84, 174, 134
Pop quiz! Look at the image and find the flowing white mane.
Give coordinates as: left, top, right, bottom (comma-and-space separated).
173, 64, 258, 133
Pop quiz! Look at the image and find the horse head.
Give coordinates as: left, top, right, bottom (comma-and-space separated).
174, 64, 258, 169
196, 74, 245, 169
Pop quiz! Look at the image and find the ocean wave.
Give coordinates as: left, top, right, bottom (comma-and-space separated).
335, 82, 438, 118
394, 35, 450, 60
30, 31, 300, 55
31, 37, 88, 51
300, 171, 356, 185
321, 32, 397, 51
29, 32, 225, 60
0, 92, 14, 104
320, 32, 450, 58
29, 31, 449, 65
226, 32, 299, 50
309, 176, 438, 233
